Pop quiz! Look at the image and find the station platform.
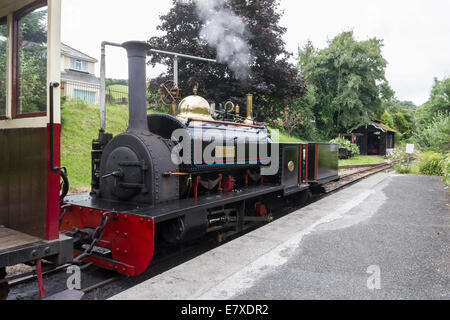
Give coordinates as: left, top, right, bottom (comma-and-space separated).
110, 172, 449, 300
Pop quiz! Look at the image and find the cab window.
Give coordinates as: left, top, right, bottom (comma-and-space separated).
15, 5, 47, 116
0, 18, 6, 117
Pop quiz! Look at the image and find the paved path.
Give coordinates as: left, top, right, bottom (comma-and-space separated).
111, 173, 449, 300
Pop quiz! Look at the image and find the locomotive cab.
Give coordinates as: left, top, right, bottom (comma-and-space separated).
0, 0, 73, 299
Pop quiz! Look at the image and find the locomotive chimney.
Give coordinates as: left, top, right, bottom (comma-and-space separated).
122, 41, 152, 134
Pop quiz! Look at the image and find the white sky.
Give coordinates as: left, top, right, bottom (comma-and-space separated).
61, 0, 450, 106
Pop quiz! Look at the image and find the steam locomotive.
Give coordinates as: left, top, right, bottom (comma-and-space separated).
59, 41, 339, 276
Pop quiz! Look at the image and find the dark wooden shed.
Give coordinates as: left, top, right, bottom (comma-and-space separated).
340, 120, 396, 156
348, 120, 396, 156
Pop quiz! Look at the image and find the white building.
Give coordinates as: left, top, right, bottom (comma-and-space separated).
60, 43, 100, 104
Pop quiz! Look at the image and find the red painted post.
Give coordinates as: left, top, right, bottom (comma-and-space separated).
194, 176, 200, 199
36, 259, 45, 299
46, 124, 61, 240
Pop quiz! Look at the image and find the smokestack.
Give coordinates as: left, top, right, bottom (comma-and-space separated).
122, 41, 151, 134
244, 93, 253, 125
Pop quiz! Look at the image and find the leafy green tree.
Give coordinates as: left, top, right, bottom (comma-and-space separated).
106, 78, 128, 87
414, 113, 450, 153
381, 99, 416, 128
287, 87, 321, 140
148, 0, 306, 121
381, 110, 395, 129
17, 9, 47, 114
19, 9, 47, 44
0, 9, 47, 115
18, 44, 47, 113
394, 112, 411, 137
415, 77, 450, 128
413, 77, 450, 153
298, 31, 393, 139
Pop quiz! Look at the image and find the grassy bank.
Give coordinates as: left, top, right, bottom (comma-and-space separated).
61, 101, 129, 190
61, 101, 303, 191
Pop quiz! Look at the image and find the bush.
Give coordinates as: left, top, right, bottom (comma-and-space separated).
442, 154, 450, 188
418, 152, 444, 176
388, 144, 416, 174
414, 112, 450, 153
381, 110, 395, 130
329, 138, 360, 157
395, 165, 412, 174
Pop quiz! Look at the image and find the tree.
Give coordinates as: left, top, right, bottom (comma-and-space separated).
298, 31, 393, 139
381, 98, 416, 132
415, 77, 450, 128
0, 9, 47, 114
381, 110, 395, 129
278, 105, 308, 137
147, 0, 306, 121
19, 9, 47, 44
394, 112, 411, 138
413, 77, 450, 153
414, 113, 450, 153
18, 9, 47, 114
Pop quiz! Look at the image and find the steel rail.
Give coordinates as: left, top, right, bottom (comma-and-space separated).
338, 162, 389, 170
5, 263, 92, 287
323, 163, 393, 194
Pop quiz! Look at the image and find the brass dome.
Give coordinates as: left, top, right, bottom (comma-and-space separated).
176, 95, 213, 122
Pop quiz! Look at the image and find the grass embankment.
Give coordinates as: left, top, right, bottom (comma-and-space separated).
268, 127, 304, 143
61, 101, 129, 190
339, 155, 386, 166
61, 101, 302, 191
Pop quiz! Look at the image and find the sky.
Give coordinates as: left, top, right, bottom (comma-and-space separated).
61, 0, 450, 106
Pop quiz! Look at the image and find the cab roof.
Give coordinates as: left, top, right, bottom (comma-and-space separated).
0, 0, 43, 18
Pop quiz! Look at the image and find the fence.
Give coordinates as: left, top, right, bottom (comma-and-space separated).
105, 87, 129, 105
61, 80, 101, 105
61, 79, 129, 106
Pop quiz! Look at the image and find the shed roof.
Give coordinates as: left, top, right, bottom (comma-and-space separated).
374, 122, 397, 133
349, 121, 397, 134
61, 43, 97, 63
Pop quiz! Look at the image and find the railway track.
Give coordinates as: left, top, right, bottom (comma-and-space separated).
5, 163, 392, 300
5, 238, 217, 300
324, 162, 393, 193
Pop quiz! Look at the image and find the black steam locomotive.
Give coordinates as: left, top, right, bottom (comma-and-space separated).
60, 41, 338, 276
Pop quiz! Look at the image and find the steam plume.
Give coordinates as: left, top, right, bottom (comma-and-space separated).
193, 0, 251, 80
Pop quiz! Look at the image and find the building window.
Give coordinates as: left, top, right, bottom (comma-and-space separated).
70, 58, 87, 72
74, 89, 96, 104
0, 18, 6, 117
14, 4, 48, 116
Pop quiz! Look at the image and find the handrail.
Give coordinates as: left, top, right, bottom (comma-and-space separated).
49, 82, 60, 172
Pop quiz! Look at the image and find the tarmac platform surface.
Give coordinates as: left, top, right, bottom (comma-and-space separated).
111, 173, 449, 300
